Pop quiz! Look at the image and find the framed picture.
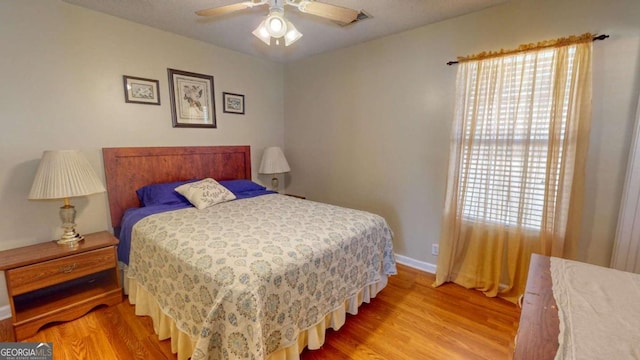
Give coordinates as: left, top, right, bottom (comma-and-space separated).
167, 68, 216, 128
123, 76, 160, 105
223, 92, 245, 115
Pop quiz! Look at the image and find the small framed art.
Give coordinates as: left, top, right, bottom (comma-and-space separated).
167, 68, 216, 128
223, 92, 245, 115
123, 76, 160, 105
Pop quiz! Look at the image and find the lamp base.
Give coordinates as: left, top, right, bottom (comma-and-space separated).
271, 177, 279, 193
57, 229, 84, 247
58, 203, 84, 247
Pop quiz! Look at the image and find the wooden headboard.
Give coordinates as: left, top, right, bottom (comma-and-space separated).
102, 146, 251, 232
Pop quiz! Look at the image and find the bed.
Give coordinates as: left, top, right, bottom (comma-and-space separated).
514, 254, 640, 359
102, 146, 397, 360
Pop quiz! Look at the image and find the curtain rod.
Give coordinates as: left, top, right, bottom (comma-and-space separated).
445, 34, 610, 66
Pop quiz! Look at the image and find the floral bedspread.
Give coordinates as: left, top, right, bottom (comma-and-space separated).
128, 194, 396, 359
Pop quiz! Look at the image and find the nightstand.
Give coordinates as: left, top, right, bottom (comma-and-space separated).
0, 231, 122, 340
284, 193, 306, 199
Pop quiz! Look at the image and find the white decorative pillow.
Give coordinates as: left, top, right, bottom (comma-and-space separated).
174, 178, 236, 210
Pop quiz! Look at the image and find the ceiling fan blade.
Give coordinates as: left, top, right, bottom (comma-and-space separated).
195, 1, 265, 17
298, 1, 359, 24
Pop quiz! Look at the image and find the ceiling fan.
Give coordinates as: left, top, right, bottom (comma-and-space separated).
195, 0, 362, 46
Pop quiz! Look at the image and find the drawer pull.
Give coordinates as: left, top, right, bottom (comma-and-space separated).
59, 263, 77, 273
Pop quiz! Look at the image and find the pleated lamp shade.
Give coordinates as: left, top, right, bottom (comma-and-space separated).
29, 150, 105, 200
259, 147, 291, 175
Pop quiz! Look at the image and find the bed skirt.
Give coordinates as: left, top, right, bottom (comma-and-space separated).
124, 272, 389, 360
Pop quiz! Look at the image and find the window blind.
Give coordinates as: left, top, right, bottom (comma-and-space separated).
458, 49, 575, 229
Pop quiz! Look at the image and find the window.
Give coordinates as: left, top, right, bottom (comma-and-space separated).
458, 49, 576, 230
435, 34, 592, 301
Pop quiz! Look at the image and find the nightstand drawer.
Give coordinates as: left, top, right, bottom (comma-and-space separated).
7, 247, 116, 296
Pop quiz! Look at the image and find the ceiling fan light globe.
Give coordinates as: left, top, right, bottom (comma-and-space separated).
268, 17, 283, 33
252, 20, 271, 45
265, 10, 287, 38
284, 20, 302, 46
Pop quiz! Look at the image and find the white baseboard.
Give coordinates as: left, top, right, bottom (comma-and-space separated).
0, 305, 11, 320
394, 255, 509, 290
394, 254, 437, 274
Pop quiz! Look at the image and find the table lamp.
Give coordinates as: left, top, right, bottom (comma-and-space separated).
28, 150, 106, 246
259, 146, 290, 192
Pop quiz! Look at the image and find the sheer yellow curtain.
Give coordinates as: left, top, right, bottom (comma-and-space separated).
434, 35, 593, 302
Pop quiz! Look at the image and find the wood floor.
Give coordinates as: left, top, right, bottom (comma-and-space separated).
1, 264, 520, 359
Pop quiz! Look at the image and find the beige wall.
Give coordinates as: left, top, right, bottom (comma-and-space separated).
0, 1, 284, 307
284, 0, 640, 268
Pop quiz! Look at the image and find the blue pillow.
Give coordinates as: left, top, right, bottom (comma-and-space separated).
136, 179, 199, 206
219, 180, 266, 194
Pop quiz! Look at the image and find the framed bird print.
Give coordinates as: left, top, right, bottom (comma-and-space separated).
223, 92, 245, 114
123, 75, 160, 105
167, 68, 216, 128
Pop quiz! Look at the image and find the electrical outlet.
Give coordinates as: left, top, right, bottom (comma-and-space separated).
431, 244, 439, 256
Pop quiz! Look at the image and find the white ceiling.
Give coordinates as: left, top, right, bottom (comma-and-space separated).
62, 0, 508, 63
